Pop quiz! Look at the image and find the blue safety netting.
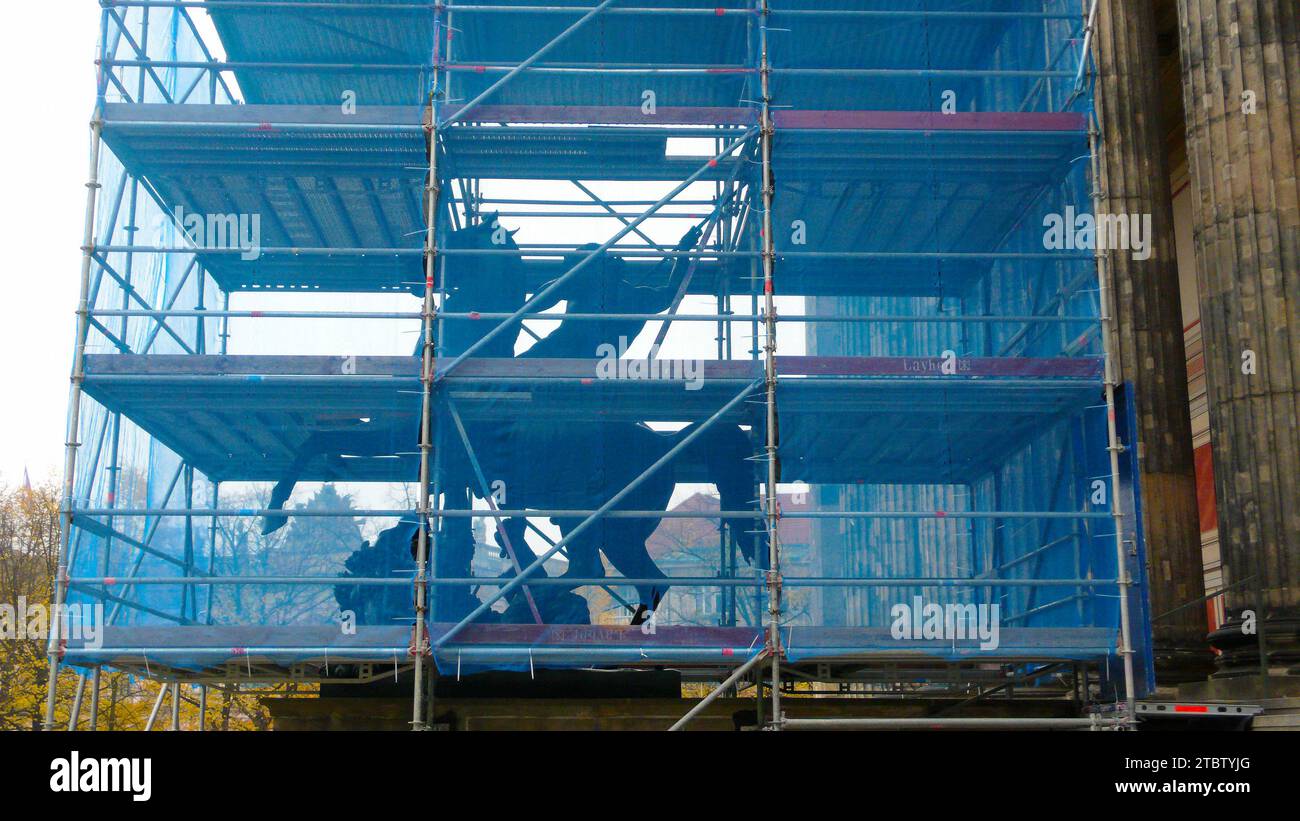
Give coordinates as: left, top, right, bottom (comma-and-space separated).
61, 1, 1153, 698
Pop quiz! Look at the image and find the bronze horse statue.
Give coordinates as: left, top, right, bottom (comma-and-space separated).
268, 217, 765, 626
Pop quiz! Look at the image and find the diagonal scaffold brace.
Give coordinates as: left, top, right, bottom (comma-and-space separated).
433, 127, 759, 382
431, 379, 764, 652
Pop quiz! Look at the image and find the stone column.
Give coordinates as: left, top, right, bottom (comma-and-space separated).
1174, 0, 1300, 678
1095, 0, 1211, 680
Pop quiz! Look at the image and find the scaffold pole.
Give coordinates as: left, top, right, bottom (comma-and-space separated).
44, 9, 110, 732
757, 0, 783, 731
411, 2, 445, 732
1085, 4, 1138, 726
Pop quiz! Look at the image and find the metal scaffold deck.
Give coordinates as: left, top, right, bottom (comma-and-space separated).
48, 0, 1154, 731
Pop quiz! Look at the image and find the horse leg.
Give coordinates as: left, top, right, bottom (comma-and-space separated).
554, 517, 606, 582
493, 516, 539, 566
595, 518, 669, 626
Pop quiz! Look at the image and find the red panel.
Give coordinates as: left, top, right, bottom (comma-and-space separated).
443, 104, 755, 126
1194, 444, 1217, 534
439, 105, 1088, 133
774, 109, 1088, 132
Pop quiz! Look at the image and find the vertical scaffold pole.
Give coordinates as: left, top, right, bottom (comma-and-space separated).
100, 172, 139, 625
170, 682, 181, 730
1084, 4, 1137, 726
199, 482, 219, 732
88, 666, 101, 730
411, 3, 445, 731
757, 0, 783, 729
45, 9, 110, 731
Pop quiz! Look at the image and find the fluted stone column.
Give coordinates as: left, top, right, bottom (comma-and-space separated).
1174, 0, 1300, 676
1095, 0, 1211, 680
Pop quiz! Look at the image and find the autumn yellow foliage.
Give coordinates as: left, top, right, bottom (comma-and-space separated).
0, 480, 305, 731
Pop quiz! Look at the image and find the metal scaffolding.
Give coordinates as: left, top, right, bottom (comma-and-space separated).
47, 0, 1152, 732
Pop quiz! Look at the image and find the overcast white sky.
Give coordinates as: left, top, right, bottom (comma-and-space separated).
0, 6, 101, 486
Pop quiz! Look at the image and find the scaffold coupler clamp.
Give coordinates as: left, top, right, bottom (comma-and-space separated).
409, 621, 431, 657
763, 630, 779, 656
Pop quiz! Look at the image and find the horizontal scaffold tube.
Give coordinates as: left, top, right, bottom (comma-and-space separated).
439, 249, 1096, 259
73, 509, 1114, 520
440, 65, 1077, 79
89, 309, 1100, 325
81, 377, 1101, 392
106, 2, 1079, 20
105, 59, 1076, 80
94, 246, 1096, 261
67, 576, 1121, 589
781, 717, 1113, 731
62, 646, 768, 663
